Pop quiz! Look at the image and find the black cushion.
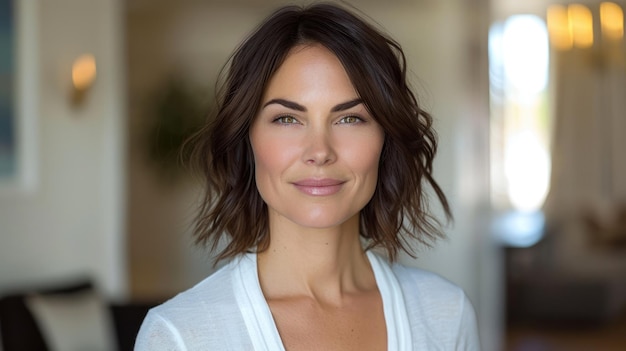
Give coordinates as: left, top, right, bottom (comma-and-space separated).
0, 279, 93, 351
0, 279, 158, 351
110, 302, 155, 351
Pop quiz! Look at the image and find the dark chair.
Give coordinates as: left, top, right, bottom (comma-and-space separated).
0, 279, 156, 351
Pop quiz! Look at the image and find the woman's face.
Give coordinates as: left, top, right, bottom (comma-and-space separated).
249, 44, 385, 230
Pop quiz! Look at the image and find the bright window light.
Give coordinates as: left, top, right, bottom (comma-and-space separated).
502, 15, 549, 96
489, 14, 552, 218
504, 131, 550, 212
492, 210, 545, 247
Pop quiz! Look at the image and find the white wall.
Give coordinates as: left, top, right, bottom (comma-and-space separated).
0, 0, 126, 299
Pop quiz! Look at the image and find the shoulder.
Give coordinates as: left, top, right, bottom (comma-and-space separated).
135, 260, 251, 350
146, 260, 237, 322
390, 262, 481, 350
392, 262, 466, 308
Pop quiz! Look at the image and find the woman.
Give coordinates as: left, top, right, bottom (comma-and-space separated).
136, 3, 480, 350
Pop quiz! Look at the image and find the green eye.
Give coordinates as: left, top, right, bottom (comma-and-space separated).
277, 116, 298, 124
339, 116, 361, 124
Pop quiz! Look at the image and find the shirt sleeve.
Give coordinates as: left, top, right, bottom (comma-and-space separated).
134, 310, 187, 351
455, 293, 481, 351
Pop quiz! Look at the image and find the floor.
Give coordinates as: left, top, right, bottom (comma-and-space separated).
505, 313, 626, 351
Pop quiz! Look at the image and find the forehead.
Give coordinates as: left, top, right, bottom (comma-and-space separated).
262, 44, 359, 101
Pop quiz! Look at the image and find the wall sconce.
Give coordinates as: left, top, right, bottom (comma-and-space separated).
547, 2, 624, 51
600, 2, 625, 43
70, 54, 97, 107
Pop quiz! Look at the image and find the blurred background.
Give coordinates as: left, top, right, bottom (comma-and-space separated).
0, 0, 624, 350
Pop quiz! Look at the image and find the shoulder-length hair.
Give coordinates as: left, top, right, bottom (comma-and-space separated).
189, 2, 451, 262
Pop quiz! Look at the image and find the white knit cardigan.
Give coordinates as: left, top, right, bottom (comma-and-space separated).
135, 251, 480, 350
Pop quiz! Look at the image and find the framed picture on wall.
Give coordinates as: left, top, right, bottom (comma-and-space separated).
0, 0, 16, 181
0, 0, 38, 194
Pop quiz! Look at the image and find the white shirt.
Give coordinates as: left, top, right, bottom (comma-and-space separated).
135, 251, 480, 350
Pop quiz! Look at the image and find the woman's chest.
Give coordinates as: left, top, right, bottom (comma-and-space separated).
268, 294, 387, 351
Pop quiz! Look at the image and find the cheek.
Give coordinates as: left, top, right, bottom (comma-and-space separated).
341, 134, 384, 176
251, 135, 298, 180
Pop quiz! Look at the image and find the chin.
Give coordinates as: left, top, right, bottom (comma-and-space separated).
283, 208, 359, 230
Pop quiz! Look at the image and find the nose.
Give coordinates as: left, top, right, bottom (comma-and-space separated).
302, 128, 337, 166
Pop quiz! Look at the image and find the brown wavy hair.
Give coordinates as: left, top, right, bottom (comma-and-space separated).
188, 2, 451, 262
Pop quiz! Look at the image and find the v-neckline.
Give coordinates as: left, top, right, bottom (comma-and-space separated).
232, 251, 413, 351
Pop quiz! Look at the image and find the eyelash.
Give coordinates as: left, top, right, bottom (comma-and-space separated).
272, 115, 365, 125
273, 115, 300, 124
338, 115, 364, 124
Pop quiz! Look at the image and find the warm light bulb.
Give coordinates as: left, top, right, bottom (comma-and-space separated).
600, 2, 624, 42
547, 5, 573, 50
568, 4, 594, 48
72, 54, 97, 91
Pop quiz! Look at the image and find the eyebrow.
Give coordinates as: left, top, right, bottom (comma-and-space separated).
262, 98, 363, 112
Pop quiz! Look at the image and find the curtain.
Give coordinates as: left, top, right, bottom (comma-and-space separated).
545, 48, 626, 222
543, 46, 626, 274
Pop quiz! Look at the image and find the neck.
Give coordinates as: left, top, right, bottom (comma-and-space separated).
257, 213, 375, 303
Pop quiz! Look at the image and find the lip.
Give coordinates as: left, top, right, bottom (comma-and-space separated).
292, 178, 346, 196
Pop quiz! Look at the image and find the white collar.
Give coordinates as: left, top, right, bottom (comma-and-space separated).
232, 251, 413, 351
